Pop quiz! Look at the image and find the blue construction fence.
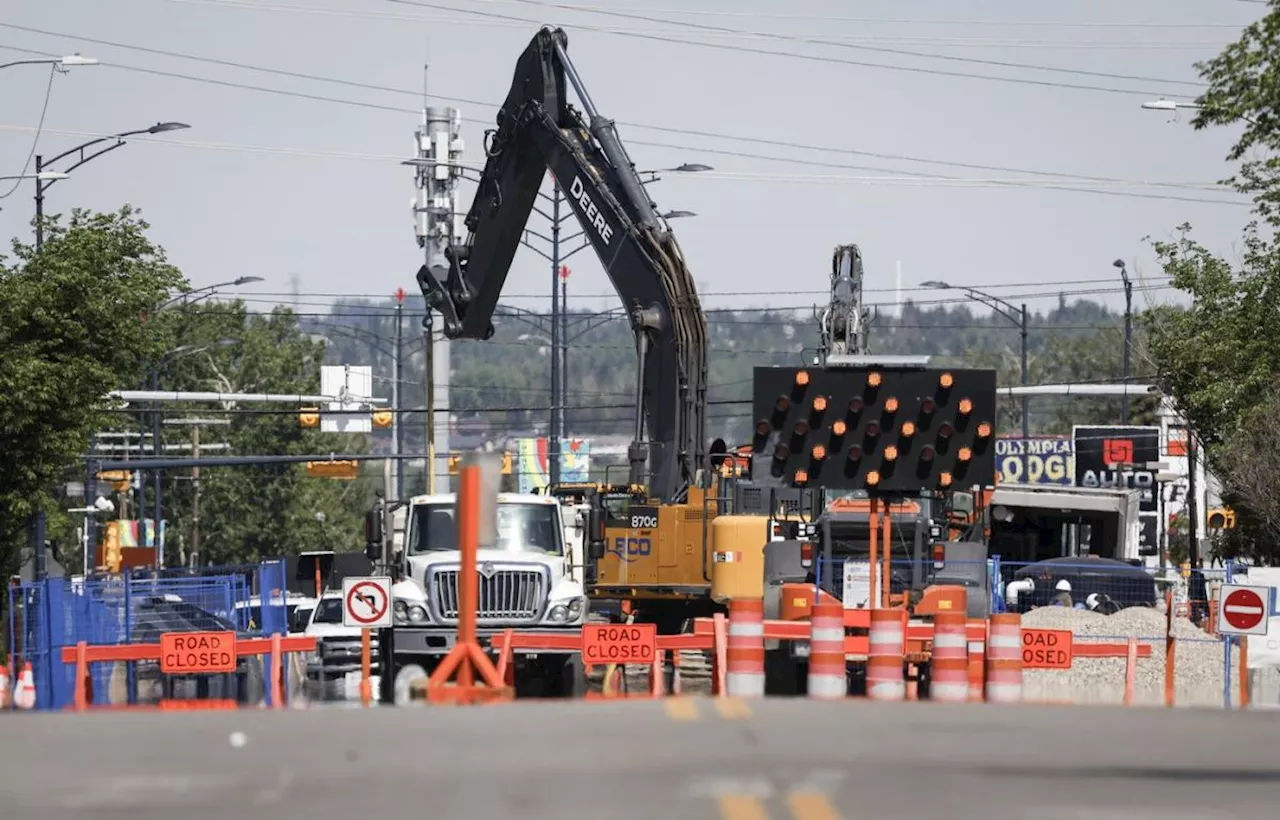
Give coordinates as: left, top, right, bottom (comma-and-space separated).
5, 560, 290, 711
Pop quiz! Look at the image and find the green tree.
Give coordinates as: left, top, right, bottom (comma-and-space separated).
142, 301, 377, 566
1140, 5, 1280, 555
0, 207, 184, 576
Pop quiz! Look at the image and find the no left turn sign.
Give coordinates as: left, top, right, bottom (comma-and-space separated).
342, 576, 393, 629
1218, 584, 1270, 636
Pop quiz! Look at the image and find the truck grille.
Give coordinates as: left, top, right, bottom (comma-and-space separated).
428, 566, 548, 624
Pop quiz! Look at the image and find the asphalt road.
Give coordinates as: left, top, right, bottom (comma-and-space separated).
2, 698, 1277, 819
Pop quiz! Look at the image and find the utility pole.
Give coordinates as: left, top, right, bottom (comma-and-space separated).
392, 291, 405, 500
34, 154, 45, 252
560, 265, 570, 442
1114, 259, 1133, 424
1020, 303, 1029, 439
410, 67, 461, 495
549, 181, 562, 487
1187, 430, 1200, 569
424, 321, 436, 494
191, 424, 201, 567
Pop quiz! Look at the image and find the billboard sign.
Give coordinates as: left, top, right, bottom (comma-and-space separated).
995, 437, 1074, 486
1072, 425, 1161, 514
517, 437, 591, 493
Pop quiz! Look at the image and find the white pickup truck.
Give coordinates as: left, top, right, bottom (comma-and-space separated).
387, 491, 594, 700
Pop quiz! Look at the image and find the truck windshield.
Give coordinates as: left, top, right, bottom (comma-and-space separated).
311, 598, 344, 624
408, 502, 562, 555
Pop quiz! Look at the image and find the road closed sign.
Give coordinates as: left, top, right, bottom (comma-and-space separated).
160, 631, 237, 674
1021, 628, 1073, 669
582, 623, 657, 666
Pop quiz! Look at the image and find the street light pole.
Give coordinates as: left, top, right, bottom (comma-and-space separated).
1019, 303, 1029, 439
560, 265, 570, 442
34, 122, 191, 252
0, 54, 98, 71
922, 280, 1030, 437
1114, 259, 1133, 424
550, 180, 563, 487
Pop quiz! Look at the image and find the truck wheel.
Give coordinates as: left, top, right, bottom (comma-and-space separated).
394, 664, 428, 705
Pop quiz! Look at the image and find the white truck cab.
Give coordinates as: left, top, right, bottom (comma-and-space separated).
387, 491, 591, 700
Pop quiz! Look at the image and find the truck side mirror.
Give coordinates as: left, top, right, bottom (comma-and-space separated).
586, 505, 606, 560
364, 508, 383, 561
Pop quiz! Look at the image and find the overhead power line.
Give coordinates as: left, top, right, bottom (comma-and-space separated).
220, 274, 1173, 301
152, 0, 1258, 28
498, 0, 1208, 87
0, 32, 1244, 205
387, 0, 1203, 95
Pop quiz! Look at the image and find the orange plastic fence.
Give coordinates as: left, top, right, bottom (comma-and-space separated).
58, 634, 317, 711
488, 628, 720, 699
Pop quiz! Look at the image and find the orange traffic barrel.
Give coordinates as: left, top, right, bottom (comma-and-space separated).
867, 608, 907, 701
807, 601, 846, 699
985, 613, 1023, 703
930, 611, 968, 702
726, 598, 766, 697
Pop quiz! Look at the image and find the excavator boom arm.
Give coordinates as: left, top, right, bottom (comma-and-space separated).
415, 27, 708, 501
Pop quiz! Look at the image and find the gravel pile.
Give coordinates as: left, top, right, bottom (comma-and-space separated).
1020, 605, 1238, 707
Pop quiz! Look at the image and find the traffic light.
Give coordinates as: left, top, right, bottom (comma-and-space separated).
750, 365, 998, 493
305, 460, 360, 479
1207, 507, 1236, 530
371, 409, 393, 428
299, 407, 321, 428
448, 452, 514, 475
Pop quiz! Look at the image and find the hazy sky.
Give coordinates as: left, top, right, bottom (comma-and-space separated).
0, 0, 1265, 321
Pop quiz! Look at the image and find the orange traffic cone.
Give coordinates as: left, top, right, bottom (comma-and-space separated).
13, 661, 36, 710
0, 663, 10, 708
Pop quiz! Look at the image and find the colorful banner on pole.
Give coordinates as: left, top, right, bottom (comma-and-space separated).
995, 437, 1074, 486
517, 438, 591, 493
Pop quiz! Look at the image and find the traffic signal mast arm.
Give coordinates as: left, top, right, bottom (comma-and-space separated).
413, 26, 709, 503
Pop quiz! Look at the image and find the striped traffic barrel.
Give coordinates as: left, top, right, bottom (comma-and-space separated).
985, 613, 1023, 703
866, 608, 907, 701
726, 598, 766, 697
807, 601, 847, 699
929, 611, 969, 702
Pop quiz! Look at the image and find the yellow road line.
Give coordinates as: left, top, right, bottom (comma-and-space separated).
664, 697, 701, 721
785, 791, 841, 820
713, 697, 753, 720
717, 794, 769, 820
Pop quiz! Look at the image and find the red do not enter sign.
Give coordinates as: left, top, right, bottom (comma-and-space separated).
1220, 585, 1270, 635
1021, 628, 1073, 669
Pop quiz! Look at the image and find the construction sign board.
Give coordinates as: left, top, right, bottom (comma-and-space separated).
582, 623, 656, 666
343, 576, 393, 629
160, 631, 237, 674
1021, 628, 1073, 669
1218, 584, 1270, 636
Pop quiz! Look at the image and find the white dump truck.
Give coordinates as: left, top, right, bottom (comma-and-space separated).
385, 491, 602, 700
